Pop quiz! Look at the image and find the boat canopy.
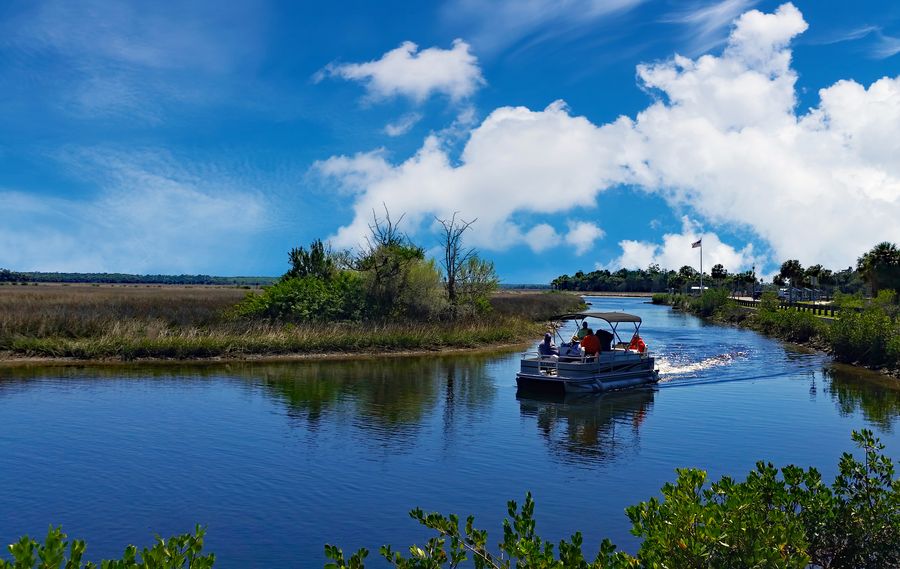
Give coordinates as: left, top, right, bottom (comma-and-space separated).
551, 311, 642, 324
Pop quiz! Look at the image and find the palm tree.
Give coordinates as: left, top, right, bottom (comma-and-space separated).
857, 242, 900, 297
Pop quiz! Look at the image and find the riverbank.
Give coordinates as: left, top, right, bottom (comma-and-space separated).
0, 286, 585, 363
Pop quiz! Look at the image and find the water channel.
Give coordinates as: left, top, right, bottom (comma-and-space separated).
2, 297, 900, 567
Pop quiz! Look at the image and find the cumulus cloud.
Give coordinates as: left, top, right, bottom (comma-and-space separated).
319, 39, 485, 103
0, 149, 268, 273
318, 3, 900, 271
565, 221, 605, 255
609, 217, 759, 271
315, 99, 630, 252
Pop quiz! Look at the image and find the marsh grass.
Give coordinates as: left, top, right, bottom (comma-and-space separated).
0, 285, 576, 360
489, 290, 586, 320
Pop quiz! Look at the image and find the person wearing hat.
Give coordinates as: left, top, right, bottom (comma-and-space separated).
538, 332, 559, 359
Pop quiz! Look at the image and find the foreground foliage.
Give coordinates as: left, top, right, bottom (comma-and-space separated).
1, 526, 213, 569
325, 431, 898, 568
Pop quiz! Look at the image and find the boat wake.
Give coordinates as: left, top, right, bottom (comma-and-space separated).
656, 351, 748, 382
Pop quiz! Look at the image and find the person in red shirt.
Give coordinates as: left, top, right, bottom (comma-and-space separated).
580, 329, 601, 356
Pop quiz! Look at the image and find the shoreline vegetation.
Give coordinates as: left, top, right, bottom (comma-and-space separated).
0, 285, 585, 364
0, 211, 585, 364
3, 430, 898, 568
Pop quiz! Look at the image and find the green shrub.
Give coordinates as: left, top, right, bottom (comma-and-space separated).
0, 526, 213, 569
231, 273, 364, 322
650, 293, 670, 305
828, 304, 897, 367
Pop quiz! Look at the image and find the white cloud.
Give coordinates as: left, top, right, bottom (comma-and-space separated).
315, 99, 630, 252
525, 224, 561, 253
384, 112, 423, 137
319, 39, 485, 103
318, 3, 900, 271
610, 217, 759, 272
0, 149, 269, 273
564, 221, 605, 255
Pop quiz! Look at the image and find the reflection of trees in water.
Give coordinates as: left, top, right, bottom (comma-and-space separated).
1, 356, 500, 448
236, 355, 498, 449
518, 389, 655, 466
824, 366, 900, 432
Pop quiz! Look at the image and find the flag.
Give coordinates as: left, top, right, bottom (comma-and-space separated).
691, 239, 702, 248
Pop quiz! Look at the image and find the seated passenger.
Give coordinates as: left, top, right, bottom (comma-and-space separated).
628, 334, 646, 353
580, 329, 601, 357
572, 321, 590, 343
596, 329, 614, 352
538, 333, 559, 358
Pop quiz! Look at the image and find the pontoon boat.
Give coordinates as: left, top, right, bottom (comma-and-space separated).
516, 311, 659, 394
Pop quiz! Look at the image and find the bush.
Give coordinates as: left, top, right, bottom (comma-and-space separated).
828, 301, 898, 367
650, 293, 670, 305
0, 525, 213, 569
232, 273, 364, 322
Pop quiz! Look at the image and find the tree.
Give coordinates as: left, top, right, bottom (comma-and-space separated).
779, 259, 804, 302
353, 206, 429, 317
286, 239, 337, 280
435, 212, 476, 306
857, 242, 900, 297
711, 264, 727, 286
456, 256, 499, 313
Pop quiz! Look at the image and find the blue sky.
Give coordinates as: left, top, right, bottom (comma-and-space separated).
1, 0, 899, 282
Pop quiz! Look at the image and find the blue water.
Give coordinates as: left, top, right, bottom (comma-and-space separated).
2, 297, 899, 567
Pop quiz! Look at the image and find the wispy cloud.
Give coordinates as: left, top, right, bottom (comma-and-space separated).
384, 113, 423, 137
806, 24, 900, 59
662, 0, 758, 55
4, 0, 266, 119
441, 0, 648, 55
872, 30, 900, 59
0, 148, 272, 273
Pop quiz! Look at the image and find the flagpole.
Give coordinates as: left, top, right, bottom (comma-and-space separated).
700, 244, 703, 292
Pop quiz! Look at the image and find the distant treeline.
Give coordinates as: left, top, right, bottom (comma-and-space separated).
0, 269, 276, 286
551, 264, 866, 294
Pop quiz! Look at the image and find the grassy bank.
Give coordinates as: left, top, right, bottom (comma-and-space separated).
655, 290, 900, 373
0, 285, 584, 361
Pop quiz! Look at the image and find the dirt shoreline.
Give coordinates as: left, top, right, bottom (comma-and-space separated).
0, 340, 534, 369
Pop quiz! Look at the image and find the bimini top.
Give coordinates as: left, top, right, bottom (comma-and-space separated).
551, 311, 642, 324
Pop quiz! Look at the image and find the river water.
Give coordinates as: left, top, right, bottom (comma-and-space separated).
2, 297, 900, 567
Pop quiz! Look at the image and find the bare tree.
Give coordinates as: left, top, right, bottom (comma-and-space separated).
436, 212, 476, 305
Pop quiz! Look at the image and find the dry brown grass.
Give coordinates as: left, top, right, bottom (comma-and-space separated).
0, 284, 248, 338
0, 285, 580, 360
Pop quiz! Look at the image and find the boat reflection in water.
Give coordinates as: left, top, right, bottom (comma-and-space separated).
517, 388, 655, 466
